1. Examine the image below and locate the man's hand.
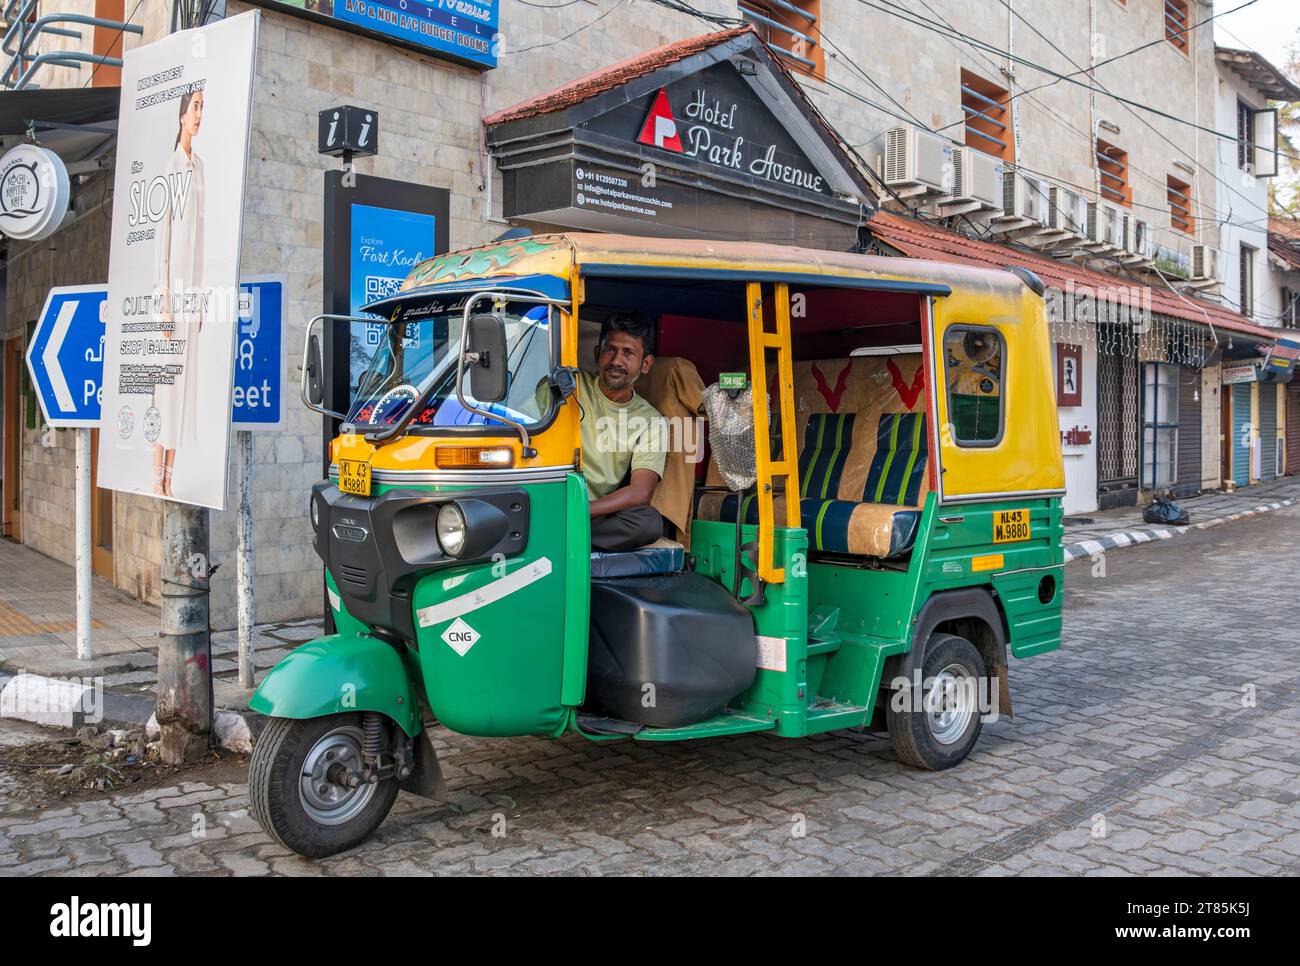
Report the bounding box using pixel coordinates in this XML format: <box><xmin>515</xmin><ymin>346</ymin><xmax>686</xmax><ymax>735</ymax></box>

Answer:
<box><xmin>590</xmin><ymin>468</ymin><xmax>658</xmax><ymax>518</ymax></box>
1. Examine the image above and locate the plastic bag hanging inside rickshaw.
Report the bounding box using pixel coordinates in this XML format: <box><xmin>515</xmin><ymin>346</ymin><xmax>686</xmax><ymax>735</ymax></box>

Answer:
<box><xmin>701</xmin><ymin>383</ymin><xmax>760</xmax><ymax>491</ymax></box>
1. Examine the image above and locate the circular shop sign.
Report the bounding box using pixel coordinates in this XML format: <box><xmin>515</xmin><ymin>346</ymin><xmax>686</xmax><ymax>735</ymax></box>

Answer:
<box><xmin>0</xmin><ymin>144</ymin><xmax>71</xmax><ymax>242</ymax></box>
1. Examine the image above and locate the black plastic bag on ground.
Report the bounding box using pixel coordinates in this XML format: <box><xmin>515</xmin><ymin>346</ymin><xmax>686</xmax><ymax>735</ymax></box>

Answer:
<box><xmin>1142</xmin><ymin>493</ymin><xmax>1190</xmax><ymax>526</ymax></box>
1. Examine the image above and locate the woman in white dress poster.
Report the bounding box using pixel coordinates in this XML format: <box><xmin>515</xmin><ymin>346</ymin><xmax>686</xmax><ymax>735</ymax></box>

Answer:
<box><xmin>151</xmin><ymin>88</ymin><xmax>206</xmax><ymax>496</ymax></box>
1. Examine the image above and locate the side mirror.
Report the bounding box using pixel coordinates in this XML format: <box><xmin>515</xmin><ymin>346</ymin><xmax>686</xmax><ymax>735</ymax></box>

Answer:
<box><xmin>305</xmin><ymin>330</ymin><xmax>325</xmax><ymax>407</ymax></box>
<box><xmin>466</xmin><ymin>313</ymin><xmax>508</xmax><ymax>403</ymax></box>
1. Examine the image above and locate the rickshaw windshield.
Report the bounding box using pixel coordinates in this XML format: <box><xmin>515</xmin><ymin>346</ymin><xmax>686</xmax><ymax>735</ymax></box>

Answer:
<box><xmin>345</xmin><ymin>298</ymin><xmax>553</xmax><ymax>431</ymax></box>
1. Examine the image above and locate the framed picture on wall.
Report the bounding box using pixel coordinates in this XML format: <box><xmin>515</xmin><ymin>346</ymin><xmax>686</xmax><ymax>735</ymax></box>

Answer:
<box><xmin>1057</xmin><ymin>343</ymin><xmax>1083</xmax><ymax>407</ymax></box>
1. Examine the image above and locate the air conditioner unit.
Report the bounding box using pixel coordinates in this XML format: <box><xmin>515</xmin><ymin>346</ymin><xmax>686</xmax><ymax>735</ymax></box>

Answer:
<box><xmin>1046</xmin><ymin>186</ymin><xmax>1087</xmax><ymax>238</ymax></box>
<box><xmin>1189</xmin><ymin>243</ymin><xmax>1219</xmax><ymax>285</ymax></box>
<box><xmin>1122</xmin><ymin>218</ymin><xmax>1154</xmax><ymax>267</ymax></box>
<box><xmin>883</xmin><ymin>125</ymin><xmax>955</xmax><ymax>197</ymax></box>
<box><xmin>992</xmin><ymin>170</ymin><xmax>1050</xmax><ymax>232</ymax></box>
<box><xmin>1084</xmin><ymin>201</ymin><xmax>1125</xmax><ymax>252</ymax></box>
<box><xmin>936</xmin><ymin>146</ymin><xmax>1003</xmax><ymax>212</ymax></box>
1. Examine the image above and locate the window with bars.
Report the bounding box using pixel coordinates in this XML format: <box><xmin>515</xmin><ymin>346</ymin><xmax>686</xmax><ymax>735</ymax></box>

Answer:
<box><xmin>738</xmin><ymin>1</ymin><xmax>824</xmax><ymax>79</ymax></box>
<box><xmin>1167</xmin><ymin>173</ymin><xmax>1193</xmax><ymax>234</ymax></box>
<box><xmin>1097</xmin><ymin>138</ymin><xmax>1131</xmax><ymax>207</ymax></box>
<box><xmin>1240</xmin><ymin>243</ymin><xmax>1256</xmax><ymax>318</ymax></box>
<box><xmin>1165</xmin><ymin>0</ymin><xmax>1189</xmax><ymax>53</ymax></box>
<box><xmin>960</xmin><ymin>70</ymin><xmax>1014</xmax><ymax>162</ymax></box>
<box><xmin>1238</xmin><ymin>99</ymin><xmax>1255</xmax><ymax>170</ymax></box>
<box><xmin>1235</xmin><ymin>98</ymin><xmax>1281</xmax><ymax>177</ymax></box>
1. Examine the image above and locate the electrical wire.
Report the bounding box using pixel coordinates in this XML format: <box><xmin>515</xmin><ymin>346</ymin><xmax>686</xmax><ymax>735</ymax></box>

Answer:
<box><xmin>855</xmin><ymin>0</ymin><xmax>1300</xmax><ymax>166</ymax></box>
<box><xmin>509</xmin><ymin>0</ymin><xmax>630</xmax><ymax>53</ymax></box>
<box><xmin>80</xmin><ymin>0</ymin><xmax>145</xmax><ymax>88</ymax></box>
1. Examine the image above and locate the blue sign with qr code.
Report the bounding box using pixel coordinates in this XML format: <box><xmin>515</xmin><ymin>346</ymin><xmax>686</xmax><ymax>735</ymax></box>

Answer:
<box><xmin>348</xmin><ymin>202</ymin><xmax>437</xmax><ymax>395</ymax></box>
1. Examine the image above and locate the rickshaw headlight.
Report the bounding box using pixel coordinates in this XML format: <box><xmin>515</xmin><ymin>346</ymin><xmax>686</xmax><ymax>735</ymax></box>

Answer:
<box><xmin>436</xmin><ymin>503</ymin><xmax>467</xmax><ymax>557</ymax></box>
<box><xmin>310</xmin><ymin>495</ymin><xmax>319</xmax><ymax>532</ymax></box>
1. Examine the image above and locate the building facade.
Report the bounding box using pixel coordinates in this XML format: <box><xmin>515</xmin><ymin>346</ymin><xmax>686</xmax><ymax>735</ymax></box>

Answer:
<box><xmin>1</xmin><ymin>0</ymin><xmax>1296</xmax><ymax>627</ymax></box>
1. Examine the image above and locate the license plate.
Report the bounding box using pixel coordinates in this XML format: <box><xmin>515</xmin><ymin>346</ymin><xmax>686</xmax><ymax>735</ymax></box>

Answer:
<box><xmin>993</xmin><ymin>509</ymin><xmax>1030</xmax><ymax>543</ymax></box>
<box><xmin>338</xmin><ymin>459</ymin><xmax>372</xmax><ymax>496</ymax></box>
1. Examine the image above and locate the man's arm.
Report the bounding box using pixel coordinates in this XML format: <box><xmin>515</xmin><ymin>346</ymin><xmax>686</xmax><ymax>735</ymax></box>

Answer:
<box><xmin>589</xmin><ymin>468</ymin><xmax>658</xmax><ymax>518</ymax></box>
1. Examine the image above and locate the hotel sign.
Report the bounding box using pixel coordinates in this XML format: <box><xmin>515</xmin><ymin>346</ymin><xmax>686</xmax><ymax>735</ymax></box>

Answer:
<box><xmin>250</xmin><ymin>0</ymin><xmax>498</xmax><ymax>69</ymax></box>
<box><xmin>488</xmin><ymin>31</ymin><xmax>872</xmax><ymax>250</ymax></box>
<box><xmin>594</xmin><ymin>63</ymin><xmax>834</xmax><ymax>199</ymax></box>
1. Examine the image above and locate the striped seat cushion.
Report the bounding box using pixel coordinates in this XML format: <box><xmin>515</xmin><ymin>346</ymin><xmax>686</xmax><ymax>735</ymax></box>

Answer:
<box><xmin>694</xmin><ymin>407</ymin><xmax>927</xmax><ymax>560</ymax></box>
<box><xmin>803</xmin><ymin>500</ymin><xmax>922</xmax><ymax>558</ymax></box>
<box><xmin>862</xmin><ymin>411</ymin><xmax>928</xmax><ymax>506</ymax></box>
<box><xmin>799</xmin><ymin>413</ymin><xmax>856</xmax><ymax>502</ymax></box>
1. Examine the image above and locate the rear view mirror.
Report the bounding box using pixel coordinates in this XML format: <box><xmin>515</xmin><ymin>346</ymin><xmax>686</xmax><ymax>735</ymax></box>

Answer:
<box><xmin>466</xmin><ymin>313</ymin><xmax>508</xmax><ymax>403</ymax></box>
<box><xmin>305</xmin><ymin>330</ymin><xmax>325</xmax><ymax>407</ymax></box>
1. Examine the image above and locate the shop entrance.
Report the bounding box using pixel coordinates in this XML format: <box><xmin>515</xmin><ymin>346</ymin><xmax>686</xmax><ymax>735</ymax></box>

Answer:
<box><xmin>90</xmin><ymin>429</ymin><xmax>113</xmax><ymax>581</ymax></box>
<box><xmin>2</xmin><ymin>336</ymin><xmax>21</xmax><ymax>541</ymax></box>
<box><xmin>1288</xmin><ymin>381</ymin><xmax>1300</xmax><ymax>476</ymax></box>
<box><xmin>1231</xmin><ymin>383</ymin><xmax>1253</xmax><ymax>486</ymax></box>
<box><xmin>1259</xmin><ymin>383</ymin><xmax>1278</xmax><ymax>482</ymax></box>
<box><xmin>1097</xmin><ymin>344</ymin><xmax>1138</xmax><ymax>507</ymax></box>
<box><xmin>1174</xmin><ymin>366</ymin><xmax>1202</xmax><ymax>497</ymax></box>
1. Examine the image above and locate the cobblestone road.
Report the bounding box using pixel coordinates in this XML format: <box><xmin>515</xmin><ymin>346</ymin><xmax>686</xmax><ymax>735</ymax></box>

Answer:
<box><xmin>3</xmin><ymin>507</ymin><xmax>1299</xmax><ymax>876</ymax></box>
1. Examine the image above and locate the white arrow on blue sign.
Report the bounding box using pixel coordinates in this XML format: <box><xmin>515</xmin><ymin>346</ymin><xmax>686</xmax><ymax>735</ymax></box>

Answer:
<box><xmin>25</xmin><ymin>277</ymin><xmax>286</xmax><ymax>431</ymax></box>
<box><xmin>25</xmin><ymin>285</ymin><xmax>107</xmax><ymax>428</ymax></box>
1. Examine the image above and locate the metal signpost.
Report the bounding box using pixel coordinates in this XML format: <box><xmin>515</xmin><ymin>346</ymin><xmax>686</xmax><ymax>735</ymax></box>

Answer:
<box><xmin>23</xmin><ymin>279</ymin><xmax>284</xmax><ymax>686</ymax></box>
<box><xmin>231</xmin><ymin>275</ymin><xmax>286</xmax><ymax>688</ymax></box>
<box><xmin>24</xmin><ymin>285</ymin><xmax>109</xmax><ymax>661</ymax></box>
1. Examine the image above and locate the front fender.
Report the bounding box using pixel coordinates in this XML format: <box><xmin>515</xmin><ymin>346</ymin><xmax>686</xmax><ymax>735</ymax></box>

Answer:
<box><xmin>248</xmin><ymin>633</ymin><xmax>422</xmax><ymax>736</ymax></box>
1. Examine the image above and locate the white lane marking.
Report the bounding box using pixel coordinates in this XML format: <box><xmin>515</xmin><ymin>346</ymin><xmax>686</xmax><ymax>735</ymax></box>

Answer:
<box><xmin>417</xmin><ymin>556</ymin><xmax>553</xmax><ymax>629</ymax></box>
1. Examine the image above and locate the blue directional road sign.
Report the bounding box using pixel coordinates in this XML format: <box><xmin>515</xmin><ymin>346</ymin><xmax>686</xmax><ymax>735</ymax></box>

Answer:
<box><xmin>24</xmin><ymin>278</ymin><xmax>285</xmax><ymax>432</ymax></box>
<box><xmin>25</xmin><ymin>285</ymin><xmax>107</xmax><ymax>427</ymax></box>
<box><xmin>232</xmin><ymin>275</ymin><xmax>286</xmax><ymax>431</ymax></box>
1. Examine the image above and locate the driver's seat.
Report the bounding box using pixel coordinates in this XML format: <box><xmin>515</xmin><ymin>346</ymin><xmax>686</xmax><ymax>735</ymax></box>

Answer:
<box><xmin>589</xmin><ymin>538</ymin><xmax>685</xmax><ymax>579</ymax></box>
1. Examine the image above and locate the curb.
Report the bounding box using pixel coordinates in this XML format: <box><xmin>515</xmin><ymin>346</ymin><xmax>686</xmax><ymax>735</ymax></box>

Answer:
<box><xmin>1063</xmin><ymin>497</ymin><xmax>1296</xmax><ymax>563</ymax></box>
<box><xmin>0</xmin><ymin>671</ymin><xmax>261</xmax><ymax>752</ymax></box>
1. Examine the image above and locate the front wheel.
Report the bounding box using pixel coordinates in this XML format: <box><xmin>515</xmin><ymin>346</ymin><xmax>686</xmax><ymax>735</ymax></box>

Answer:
<box><xmin>250</xmin><ymin>713</ymin><xmax>399</xmax><ymax>858</ymax></box>
<box><xmin>886</xmin><ymin>633</ymin><xmax>986</xmax><ymax>771</ymax></box>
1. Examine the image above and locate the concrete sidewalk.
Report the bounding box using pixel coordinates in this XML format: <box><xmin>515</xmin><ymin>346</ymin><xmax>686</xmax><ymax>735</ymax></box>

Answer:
<box><xmin>0</xmin><ymin>536</ymin><xmax>323</xmax><ymax>722</ymax></box>
<box><xmin>1061</xmin><ymin>475</ymin><xmax>1300</xmax><ymax>562</ymax></box>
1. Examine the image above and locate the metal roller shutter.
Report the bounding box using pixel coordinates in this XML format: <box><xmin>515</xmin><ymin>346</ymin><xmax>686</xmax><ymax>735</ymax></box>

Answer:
<box><xmin>1173</xmin><ymin>367</ymin><xmax>1201</xmax><ymax>497</ymax></box>
<box><xmin>1259</xmin><ymin>383</ymin><xmax>1278</xmax><ymax>481</ymax></box>
<box><xmin>1288</xmin><ymin>383</ymin><xmax>1300</xmax><ymax>477</ymax></box>
<box><xmin>1232</xmin><ymin>383</ymin><xmax>1252</xmax><ymax>486</ymax></box>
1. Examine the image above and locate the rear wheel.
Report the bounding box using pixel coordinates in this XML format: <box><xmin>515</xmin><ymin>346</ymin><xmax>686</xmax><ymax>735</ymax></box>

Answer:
<box><xmin>250</xmin><ymin>713</ymin><xmax>399</xmax><ymax>858</ymax></box>
<box><xmin>886</xmin><ymin>633</ymin><xmax>986</xmax><ymax>770</ymax></box>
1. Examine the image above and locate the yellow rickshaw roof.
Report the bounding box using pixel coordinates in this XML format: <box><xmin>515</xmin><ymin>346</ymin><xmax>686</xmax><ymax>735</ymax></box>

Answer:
<box><xmin>399</xmin><ymin>232</ymin><xmax>1034</xmax><ymax>300</ymax></box>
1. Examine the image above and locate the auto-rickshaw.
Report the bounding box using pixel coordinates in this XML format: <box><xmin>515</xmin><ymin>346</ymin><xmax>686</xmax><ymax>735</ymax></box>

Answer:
<box><xmin>248</xmin><ymin>233</ymin><xmax>1065</xmax><ymax>857</ymax></box>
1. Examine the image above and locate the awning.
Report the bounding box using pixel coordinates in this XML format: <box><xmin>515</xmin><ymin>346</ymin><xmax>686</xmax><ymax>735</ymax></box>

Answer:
<box><xmin>0</xmin><ymin>88</ymin><xmax>119</xmax><ymax>136</ymax></box>
<box><xmin>868</xmin><ymin>210</ymin><xmax>1278</xmax><ymax>342</ymax></box>
<box><xmin>0</xmin><ymin>88</ymin><xmax>119</xmax><ymax>170</ymax></box>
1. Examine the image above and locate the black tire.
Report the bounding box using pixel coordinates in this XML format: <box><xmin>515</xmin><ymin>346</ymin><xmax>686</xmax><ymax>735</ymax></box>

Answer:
<box><xmin>249</xmin><ymin>713</ymin><xmax>399</xmax><ymax>859</ymax></box>
<box><xmin>886</xmin><ymin>633</ymin><xmax>986</xmax><ymax>771</ymax></box>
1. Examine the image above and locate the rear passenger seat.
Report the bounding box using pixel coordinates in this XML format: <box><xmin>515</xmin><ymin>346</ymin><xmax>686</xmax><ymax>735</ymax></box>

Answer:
<box><xmin>696</xmin><ymin>354</ymin><xmax>931</xmax><ymax>559</ymax></box>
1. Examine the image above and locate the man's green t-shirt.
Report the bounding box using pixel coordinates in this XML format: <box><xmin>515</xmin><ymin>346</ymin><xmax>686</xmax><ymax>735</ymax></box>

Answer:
<box><xmin>576</xmin><ymin>368</ymin><xmax>666</xmax><ymax>500</ymax></box>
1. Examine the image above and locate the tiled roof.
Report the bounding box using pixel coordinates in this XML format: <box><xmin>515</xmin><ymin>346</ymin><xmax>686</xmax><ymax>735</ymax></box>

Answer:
<box><xmin>1269</xmin><ymin>234</ymin><xmax>1300</xmax><ymax>273</ymax></box>
<box><xmin>484</xmin><ymin>27</ymin><xmax>754</xmax><ymax>126</ymax></box>
<box><xmin>869</xmin><ymin>210</ymin><xmax>1279</xmax><ymax>340</ymax></box>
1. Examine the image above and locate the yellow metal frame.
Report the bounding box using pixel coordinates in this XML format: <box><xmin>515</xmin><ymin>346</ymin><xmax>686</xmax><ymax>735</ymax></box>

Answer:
<box><xmin>745</xmin><ymin>282</ymin><xmax>801</xmax><ymax>583</ymax></box>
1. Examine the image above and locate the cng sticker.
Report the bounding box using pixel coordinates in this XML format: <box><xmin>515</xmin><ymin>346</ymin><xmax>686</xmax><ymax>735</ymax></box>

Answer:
<box><xmin>971</xmin><ymin>553</ymin><xmax>1004</xmax><ymax>572</ymax></box>
<box><xmin>993</xmin><ymin>508</ymin><xmax>1031</xmax><ymax>543</ymax></box>
<box><xmin>441</xmin><ymin>617</ymin><xmax>481</xmax><ymax>657</ymax></box>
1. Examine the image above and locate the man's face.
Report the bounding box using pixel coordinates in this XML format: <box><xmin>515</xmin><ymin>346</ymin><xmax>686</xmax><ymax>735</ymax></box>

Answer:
<box><xmin>596</xmin><ymin>330</ymin><xmax>652</xmax><ymax>393</ymax></box>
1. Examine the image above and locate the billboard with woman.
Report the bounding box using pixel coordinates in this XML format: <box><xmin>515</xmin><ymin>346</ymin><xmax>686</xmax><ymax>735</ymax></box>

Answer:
<box><xmin>97</xmin><ymin>12</ymin><xmax>259</xmax><ymax>510</ymax></box>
